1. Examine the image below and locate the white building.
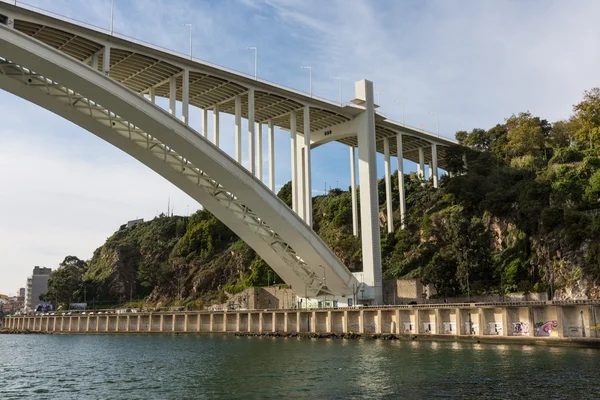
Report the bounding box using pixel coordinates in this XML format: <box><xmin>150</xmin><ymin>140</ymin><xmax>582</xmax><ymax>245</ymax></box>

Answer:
<box><xmin>25</xmin><ymin>266</ymin><xmax>52</xmax><ymax>311</ymax></box>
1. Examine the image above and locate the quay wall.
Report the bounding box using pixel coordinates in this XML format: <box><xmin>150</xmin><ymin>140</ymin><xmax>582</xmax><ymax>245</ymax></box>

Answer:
<box><xmin>6</xmin><ymin>301</ymin><xmax>600</xmax><ymax>342</ymax></box>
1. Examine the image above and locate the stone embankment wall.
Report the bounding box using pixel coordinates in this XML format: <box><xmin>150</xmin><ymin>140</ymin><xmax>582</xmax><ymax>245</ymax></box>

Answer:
<box><xmin>6</xmin><ymin>301</ymin><xmax>600</xmax><ymax>343</ymax></box>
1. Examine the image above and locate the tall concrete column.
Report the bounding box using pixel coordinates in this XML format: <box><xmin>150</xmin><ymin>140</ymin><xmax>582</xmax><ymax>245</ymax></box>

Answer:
<box><xmin>160</xmin><ymin>315</ymin><xmax>164</xmax><ymax>332</ymax></box>
<box><xmin>355</xmin><ymin>80</ymin><xmax>383</xmax><ymax>304</ymax></box>
<box><xmin>290</xmin><ymin>111</ymin><xmax>298</xmax><ymax>213</ymax></box>
<box><xmin>268</xmin><ymin>119</ymin><xmax>275</xmax><ymax>191</ymax></box>
<box><xmin>431</xmin><ymin>143</ymin><xmax>439</xmax><ymax>188</ymax></box>
<box><xmin>202</xmin><ymin>108</ymin><xmax>208</xmax><ymax>138</ymax></box>
<box><xmin>418</xmin><ymin>147</ymin><xmax>425</xmax><ymax>180</ymax></box>
<box><xmin>149</xmin><ymin>87</ymin><xmax>156</xmax><ymax>104</ymax></box>
<box><xmin>296</xmin><ymin>130</ymin><xmax>306</xmax><ymax>220</ymax></box>
<box><xmin>148</xmin><ymin>314</ymin><xmax>152</xmax><ymax>332</ymax></box>
<box><xmin>236</xmin><ymin>313</ymin><xmax>241</xmax><ymax>333</ymax></box>
<box><xmin>184</xmin><ymin>314</ymin><xmax>189</xmax><ymax>332</ymax></box>
<box><xmin>234</xmin><ymin>94</ymin><xmax>242</xmax><ymax>163</ymax></box>
<box><xmin>284</xmin><ymin>312</ymin><xmax>289</xmax><ymax>333</ymax></box>
<box><xmin>272</xmin><ymin>313</ymin><xmax>276</xmax><ymax>333</ymax></box>
<box><xmin>115</xmin><ymin>315</ymin><xmax>119</xmax><ymax>332</ymax></box>
<box><xmin>102</xmin><ymin>45</ymin><xmax>110</xmax><ymax>76</ymax></box>
<box><xmin>259</xmin><ymin>313</ymin><xmax>263</xmax><ymax>333</ymax></box>
<box><xmin>396</xmin><ymin>134</ymin><xmax>406</xmax><ymax>229</ymax></box>
<box><xmin>213</xmin><ymin>105</ymin><xmax>220</xmax><ymax>147</ymax></box>
<box><xmin>182</xmin><ymin>69</ymin><xmax>189</xmax><ymax>125</ymax></box>
<box><xmin>95</xmin><ymin>316</ymin><xmax>99</xmax><ymax>332</ymax></box>
<box><xmin>383</xmin><ymin>137</ymin><xmax>393</xmax><ymax>233</ymax></box>
<box><xmin>377</xmin><ymin>310</ymin><xmax>383</xmax><ymax>334</ymax></box>
<box><xmin>350</xmin><ymin>147</ymin><xmax>358</xmax><ymax>236</ymax></box>
<box><xmin>126</xmin><ymin>315</ymin><xmax>131</xmax><ymax>332</ymax></box>
<box><xmin>303</xmin><ymin>105</ymin><xmax>312</xmax><ymax>226</ymax></box>
<box><xmin>248</xmin><ymin>88</ymin><xmax>256</xmax><ymax>176</ymax></box>
<box><xmin>169</xmin><ymin>76</ymin><xmax>177</xmax><ymax>116</ymax></box>
<box><xmin>172</xmin><ymin>314</ymin><xmax>176</xmax><ymax>332</ymax></box>
<box><xmin>137</xmin><ymin>315</ymin><xmax>141</xmax><ymax>332</ymax></box>
<box><xmin>257</xmin><ymin>123</ymin><xmax>263</xmax><ymax>181</ymax></box>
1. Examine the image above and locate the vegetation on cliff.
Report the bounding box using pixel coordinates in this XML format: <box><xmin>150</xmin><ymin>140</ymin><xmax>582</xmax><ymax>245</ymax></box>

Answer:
<box><xmin>44</xmin><ymin>88</ymin><xmax>600</xmax><ymax>307</ymax></box>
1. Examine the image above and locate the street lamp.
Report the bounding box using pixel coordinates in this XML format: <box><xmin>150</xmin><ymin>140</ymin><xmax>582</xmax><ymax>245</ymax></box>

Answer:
<box><xmin>110</xmin><ymin>0</ymin><xmax>115</xmax><ymax>35</ymax></box>
<box><xmin>247</xmin><ymin>46</ymin><xmax>257</xmax><ymax>80</ymax></box>
<box><xmin>429</xmin><ymin>111</ymin><xmax>439</xmax><ymax>137</ymax></box>
<box><xmin>394</xmin><ymin>99</ymin><xmax>405</xmax><ymax>125</ymax></box>
<box><xmin>300</xmin><ymin>66</ymin><xmax>312</xmax><ymax>97</ymax></box>
<box><xmin>182</xmin><ymin>24</ymin><xmax>193</xmax><ymax>60</ymax></box>
<box><xmin>331</xmin><ymin>76</ymin><xmax>342</xmax><ymax>106</ymax></box>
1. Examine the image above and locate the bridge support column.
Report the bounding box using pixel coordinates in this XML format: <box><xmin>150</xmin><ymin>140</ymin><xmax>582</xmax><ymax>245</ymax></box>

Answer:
<box><xmin>396</xmin><ymin>134</ymin><xmax>406</xmax><ymax>229</ymax></box>
<box><xmin>91</xmin><ymin>53</ymin><xmax>98</xmax><ymax>71</ymax></box>
<box><xmin>202</xmin><ymin>108</ymin><xmax>208</xmax><ymax>138</ymax></box>
<box><xmin>354</xmin><ymin>79</ymin><xmax>383</xmax><ymax>304</ymax></box>
<box><xmin>350</xmin><ymin>146</ymin><xmax>358</xmax><ymax>236</ymax></box>
<box><xmin>169</xmin><ymin>76</ymin><xmax>176</xmax><ymax>116</ymax></box>
<box><xmin>268</xmin><ymin>119</ymin><xmax>275</xmax><ymax>191</ymax></box>
<box><xmin>418</xmin><ymin>147</ymin><xmax>425</xmax><ymax>181</ymax></box>
<box><xmin>149</xmin><ymin>86</ymin><xmax>155</xmax><ymax>104</ymax></box>
<box><xmin>257</xmin><ymin>123</ymin><xmax>263</xmax><ymax>181</ymax></box>
<box><xmin>290</xmin><ymin>111</ymin><xmax>298</xmax><ymax>213</ymax></box>
<box><xmin>234</xmin><ymin>94</ymin><xmax>242</xmax><ymax>163</ymax></box>
<box><xmin>296</xmin><ymin>128</ymin><xmax>305</xmax><ymax>220</ymax></box>
<box><xmin>383</xmin><ymin>137</ymin><xmax>393</xmax><ymax>233</ymax></box>
<box><xmin>248</xmin><ymin>88</ymin><xmax>256</xmax><ymax>176</ymax></box>
<box><xmin>213</xmin><ymin>104</ymin><xmax>220</xmax><ymax>147</ymax></box>
<box><xmin>303</xmin><ymin>105</ymin><xmax>312</xmax><ymax>226</ymax></box>
<box><xmin>431</xmin><ymin>143</ymin><xmax>439</xmax><ymax>188</ymax></box>
<box><xmin>102</xmin><ymin>45</ymin><xmax>110</xmax><ymax>76</ymax></box>
<box><xmin>182</xmin><ymin>69</ymin><xmax>189</xmax><ymax>125</ymax></box>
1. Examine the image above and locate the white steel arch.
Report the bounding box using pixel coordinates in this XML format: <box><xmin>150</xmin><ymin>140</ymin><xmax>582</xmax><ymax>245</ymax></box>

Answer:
<box><xmin>0</xmin><ymin>24</ymin><xmax>358</xmax><ymax>298</ymax></box>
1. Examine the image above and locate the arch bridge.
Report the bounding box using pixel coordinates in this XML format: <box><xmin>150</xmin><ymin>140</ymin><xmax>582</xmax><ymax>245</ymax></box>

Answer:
<box><xmin>0</xmin><ymin>3</ymin><xmax>457</xmax><ymax>305</ymax></box>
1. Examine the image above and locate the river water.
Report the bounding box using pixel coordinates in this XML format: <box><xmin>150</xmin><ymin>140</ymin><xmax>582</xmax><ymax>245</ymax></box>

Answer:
<box><xmin>0</xmin><ymin>334</ymin><xmax>598</xmax><ymax>399</ymax></box>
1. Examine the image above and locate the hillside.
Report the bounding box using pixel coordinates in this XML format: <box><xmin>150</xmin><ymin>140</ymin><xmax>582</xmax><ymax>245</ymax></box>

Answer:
<box><xmin>43</xmin><ymin>88</ymin><xmax>600</xmax><ymax>307</ymax></box>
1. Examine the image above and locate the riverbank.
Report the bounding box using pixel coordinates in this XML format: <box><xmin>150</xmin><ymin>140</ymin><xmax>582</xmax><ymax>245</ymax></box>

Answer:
<box><xmin>0</xmin><ymin>328</ymin><xmax>50</xmax><ymax>335</ymax></box>
<box><xmin>234</xmin><ymin>331</ymin><xmax>600</xmax><ymax>348</ymax></box>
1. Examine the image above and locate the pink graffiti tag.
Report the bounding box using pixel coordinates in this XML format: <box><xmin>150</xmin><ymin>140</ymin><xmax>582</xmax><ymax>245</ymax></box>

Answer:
<box><xmin>537</xmin><ymin>320</ymin><xmax>558</xmax><ymax>337</ymax></box>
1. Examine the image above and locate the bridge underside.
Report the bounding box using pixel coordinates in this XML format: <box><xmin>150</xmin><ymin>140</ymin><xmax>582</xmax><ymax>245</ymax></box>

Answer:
<box><xmin>0</xmin><ymin>25</ymin><xmax>358</xmax><ymax>299</ymax></box>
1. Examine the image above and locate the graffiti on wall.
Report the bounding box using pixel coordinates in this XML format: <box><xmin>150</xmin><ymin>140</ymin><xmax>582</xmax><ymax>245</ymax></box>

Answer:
<box><xmin>536</xmin><ymin>320</ymin><xmax>558</xmax><ymax>337</ymax></box>
<box><xmin>512</xmin><ymin>322</ymin><xmax>529</xmax><ymax>335</ymax></box>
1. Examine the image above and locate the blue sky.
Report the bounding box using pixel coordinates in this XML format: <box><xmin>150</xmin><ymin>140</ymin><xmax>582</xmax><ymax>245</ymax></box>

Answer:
<box><xmin>1</xmin><ymin>0</ymin><xmax>599</xmax><ymax>295</ymax></box>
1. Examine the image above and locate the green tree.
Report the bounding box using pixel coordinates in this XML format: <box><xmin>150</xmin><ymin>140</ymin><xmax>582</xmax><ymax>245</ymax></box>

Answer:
<box><xmin>42</xmin><ymin>256</ymin><xmax>87</xmax><ymax>305</ymax></box>
<box><xmin>573</xmin><ymin>88</ymin><xmax>600</xmax><ymax>148</ymax></box>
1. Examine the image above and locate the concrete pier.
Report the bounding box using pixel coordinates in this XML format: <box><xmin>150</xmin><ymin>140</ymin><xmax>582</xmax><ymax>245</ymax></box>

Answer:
<box><xmin>6</xmin><ymin>301</ymin><xmax>600</xmax><ymax>344</ymax></box>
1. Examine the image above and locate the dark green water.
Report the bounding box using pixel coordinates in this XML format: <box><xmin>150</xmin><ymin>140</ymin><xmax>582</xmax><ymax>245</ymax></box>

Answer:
<box><xmin>1</xmin><ymin>334</ymin><xmax>599</xmax><ymax>399</ymax></box>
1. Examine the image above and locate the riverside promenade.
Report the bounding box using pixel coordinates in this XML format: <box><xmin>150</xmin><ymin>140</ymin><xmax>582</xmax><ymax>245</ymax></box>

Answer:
<box><xmin>6</xmin><ymin>300</ymin><xmax>600</xmax><ymax>345</ymax></box>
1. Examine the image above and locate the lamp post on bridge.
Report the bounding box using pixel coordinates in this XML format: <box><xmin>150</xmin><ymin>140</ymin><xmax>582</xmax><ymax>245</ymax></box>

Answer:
<box><xmin>110</xmin><ymin>0</ymin><xmax>115</xmax><ymax>35</ymax></box>
<box><xmin>247</xmin><ymin>47</ymin><xmax>257</xmax><ymax>80</ymax></box>
<box><xmin>182</xmin><ymin>24</ymin><xmax>193</xmax><ymax>60</ymax></box>
<box><xmin>300</xmin><ymin>66</ymin><xmax>312</xmax><ymax>97</ymax></box>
